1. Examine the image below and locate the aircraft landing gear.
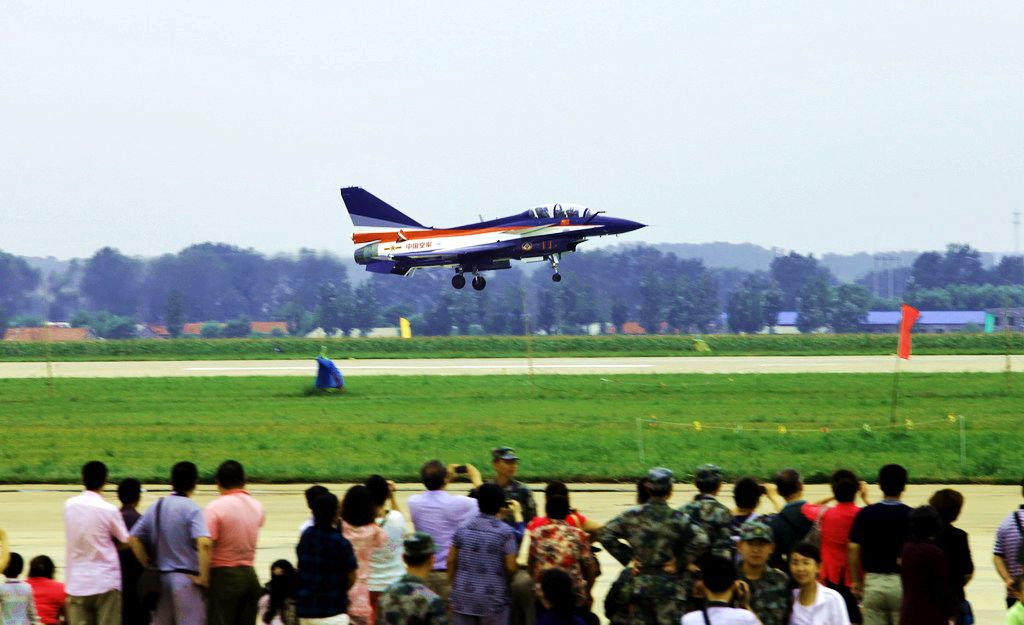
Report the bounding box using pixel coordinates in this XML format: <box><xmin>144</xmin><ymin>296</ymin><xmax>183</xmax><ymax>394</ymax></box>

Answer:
<box><xmin>547</xmin><ymin>255</ymin><xmax>561</xmax><ymax>283</ymax></box>
<box><xmin>452</xmin><ymin>273</ymin><xmax>466</xmax><ymax>289</ymax></box>
<box><xmin>472</xmin><ymin>276</ymin><xmax>486</xmax><ymax>290</ymax></box>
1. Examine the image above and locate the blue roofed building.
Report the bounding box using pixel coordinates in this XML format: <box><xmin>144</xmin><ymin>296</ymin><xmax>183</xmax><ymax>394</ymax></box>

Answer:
<box><xmin>723</xmin><ymin>310</ymin><xmax>995</xmax><ymax>334</ymax></box>
<box><xmin>860</xmin><ymin>310</ymin><xmax>988</xmax><ymax>334</ymax></box>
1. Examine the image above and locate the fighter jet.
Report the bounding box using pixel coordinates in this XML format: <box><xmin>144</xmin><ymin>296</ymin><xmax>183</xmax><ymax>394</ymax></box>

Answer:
<box><xmin>341</xmin><ymin>187</ymin><xmax>645</xmax><ymax>290</ymax></box>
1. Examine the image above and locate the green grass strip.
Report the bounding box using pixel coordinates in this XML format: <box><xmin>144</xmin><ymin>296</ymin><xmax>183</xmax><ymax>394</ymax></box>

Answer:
<box><xmin>0</xmin><ymin>373</ymin><xmax>1020</xmax><ymax>483</ymax></box>
<box><xmin>1</xmin><ymin>333</ymin><xmax>1023</xmax><ymax>362</ymax></box>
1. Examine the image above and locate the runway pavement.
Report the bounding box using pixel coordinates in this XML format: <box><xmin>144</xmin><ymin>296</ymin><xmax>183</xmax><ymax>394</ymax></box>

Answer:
<box><xmin>0</xmin><ymin>482</ymin><xmax>1012</xmax><ymax>624</ymax></box>
<box><xmin>0</xmin><ymin>354</ymin><xmax>1021</xmax><ymax>378</ymax></box>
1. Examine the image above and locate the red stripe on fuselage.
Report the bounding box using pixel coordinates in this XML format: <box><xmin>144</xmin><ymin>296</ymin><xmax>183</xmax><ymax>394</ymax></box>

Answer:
<box><xmin>352</xmin><ymin>225</ymin><xmax>535</xmax><ymax>245</ymax></box>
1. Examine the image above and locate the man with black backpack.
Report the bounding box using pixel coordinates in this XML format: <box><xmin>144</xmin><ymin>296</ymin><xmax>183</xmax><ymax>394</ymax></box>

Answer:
<box><xmin>994</xmin><ymin>477</ymin><xmax>1024</xmax><ymax>608</ymax></box>
<box><xmin>766</xmin><ymin>468</ymin><xmax>812</xmax><ymax>571</ymax></box>
<box><xmin>129</xmin><ymin>462</ymin><xmax>212</xmax><ymax>625</ymax></box>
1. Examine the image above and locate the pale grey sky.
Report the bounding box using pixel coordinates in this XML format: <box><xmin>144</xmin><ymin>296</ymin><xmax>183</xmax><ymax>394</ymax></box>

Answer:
<box><xmin>2</xmin><ymin>1</ymin><xmax>1022</xmax><ymax>259</ymax></box>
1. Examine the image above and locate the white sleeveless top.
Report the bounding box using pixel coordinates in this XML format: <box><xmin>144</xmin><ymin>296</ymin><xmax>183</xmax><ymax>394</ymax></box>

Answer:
<box><xmin>368</xmin><ymin>509</ymin><xmax>406</xmax><ymax>591</ymax></box>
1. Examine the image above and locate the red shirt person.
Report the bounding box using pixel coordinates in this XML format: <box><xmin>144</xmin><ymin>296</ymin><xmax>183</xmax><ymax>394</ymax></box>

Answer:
<box><xmin>25</xmin><ymin>556</ymin><xmax>65</xmax><ymax>625</ymax></box>
<box><xmin>528</xmin><ymin>495</ymin><xmax>596</xmax><ymax>609</ymax></box>
<box><xmin>799</xmin><ymin>470</ymin><xmax>870</xmax><ymax>588</ymax></box>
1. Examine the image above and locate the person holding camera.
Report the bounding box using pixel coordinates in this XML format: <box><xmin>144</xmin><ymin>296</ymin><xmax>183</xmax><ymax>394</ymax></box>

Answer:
<box><xmin>407</xmin><ymin>460</ymin><xmax>484</xmax><ymax>603</ymax></box>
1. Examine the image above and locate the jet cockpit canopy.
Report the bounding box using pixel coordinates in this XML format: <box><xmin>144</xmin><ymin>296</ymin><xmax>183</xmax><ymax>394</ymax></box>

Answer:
<box><xmin>529</xmin><ymin>203</ymin><xmax>589</xmax><ymax>219</ymax></box>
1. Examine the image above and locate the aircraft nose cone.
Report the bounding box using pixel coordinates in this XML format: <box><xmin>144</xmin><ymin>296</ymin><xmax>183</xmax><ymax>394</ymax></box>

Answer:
<box><xmin>607</xmin><ymin>217</ymin><xmax>645</xmax><ymax>233</ymax></box>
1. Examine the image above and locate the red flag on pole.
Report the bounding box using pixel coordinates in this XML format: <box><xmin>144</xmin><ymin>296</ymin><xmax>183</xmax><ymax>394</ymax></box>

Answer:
<box><xmin>897</xmin><ymin>304</ymin><xmax>921</xmax><ymax>359</ymax></box>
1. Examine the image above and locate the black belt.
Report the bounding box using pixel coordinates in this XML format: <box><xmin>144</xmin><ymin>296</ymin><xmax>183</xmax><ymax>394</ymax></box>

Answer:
<box><xmin>161</xmin><ymin>569</ymin><xmax>200</xmax><ymax>576</ymax></box>
<box><xmin>635</xmin><ymin>565</ymin><xmax>676</xmax><ymax>575</ymax></box>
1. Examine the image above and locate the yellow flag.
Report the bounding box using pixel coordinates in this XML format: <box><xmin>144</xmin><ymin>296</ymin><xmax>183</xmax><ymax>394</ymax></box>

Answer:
<box><xmin>399</xmin><ymin>317</ymin><xmax>412</xmax><ymax>339</ymax></box>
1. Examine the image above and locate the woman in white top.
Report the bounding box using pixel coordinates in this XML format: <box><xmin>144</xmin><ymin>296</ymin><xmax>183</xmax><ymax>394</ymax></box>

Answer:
<box><xmin>681</xmin><ymin>555</ymin><xmax>762</xmax><ymax>625</ymax></box>
<box><xmin>789</xmin><ymin>543</ymin><xmax>851</xmax><ymax>625</ymax></box>
<box><xmin>365</xmin><ymin>475</ymin><xmax>407</xmax><ymax>613</ymax></box>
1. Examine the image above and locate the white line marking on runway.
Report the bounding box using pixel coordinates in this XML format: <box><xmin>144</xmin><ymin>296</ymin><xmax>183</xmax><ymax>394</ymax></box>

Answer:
<box><xmin>185</xmin><ymin>363</ymin><xmax>656</xmax><ymax>372</ymax></box>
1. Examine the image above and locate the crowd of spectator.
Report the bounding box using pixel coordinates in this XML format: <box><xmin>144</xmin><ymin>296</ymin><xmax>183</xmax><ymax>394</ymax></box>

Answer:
<box><xmin>3</xmin><ymin>449</ymin><xmax>1024</xmax><ymax>625</ymax></box>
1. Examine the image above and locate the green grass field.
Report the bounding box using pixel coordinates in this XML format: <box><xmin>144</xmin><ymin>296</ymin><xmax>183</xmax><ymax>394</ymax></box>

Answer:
<box><xmin>1</xmin><ymin>333</ymin><xmax>1022</xmax><ymax>362</ymax></box>
<box><xmin>1</xmin><ymin>373</ymin><xmax>1020</xmax><ymax>484</ymax></box>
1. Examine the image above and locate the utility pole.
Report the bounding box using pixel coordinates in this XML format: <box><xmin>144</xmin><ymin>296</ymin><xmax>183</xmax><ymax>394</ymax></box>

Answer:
<box><xmin>873</xmin><ymin>254</ymin><xmax>902</xmax><ymax>299</ymax></box>
<box><xmin>1014</xmin><ymin>209</ymin><xmax>1021</xmax><ymax>255</ymax></box>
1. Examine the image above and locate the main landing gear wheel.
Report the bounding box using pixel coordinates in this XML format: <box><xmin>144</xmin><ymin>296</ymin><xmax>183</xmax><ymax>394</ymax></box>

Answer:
<box><xmin>546</xmin><ymin>254</ymin><xmax>561</xmax><ymax>283</ymax></box>
<box><xmin>472</xmin><ymin>276</ymin><xmax>487</xmax><ymax>290</ymax></box>
<box><xmin>452</xmin><ymin>274</ymin><xmax>466</xmax><ymax>289</ymax></box>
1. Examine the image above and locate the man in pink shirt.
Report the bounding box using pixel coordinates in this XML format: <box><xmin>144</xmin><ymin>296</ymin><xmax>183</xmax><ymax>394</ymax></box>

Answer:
<box><xmin>205</xmin><ymin>460</ymin><xmax>265</xmax><ymax>625</ymax></box>
<box><xmin>64</xmin><ymin>461</ymin><xmax>130</xmax><ymax>625</ymax></box>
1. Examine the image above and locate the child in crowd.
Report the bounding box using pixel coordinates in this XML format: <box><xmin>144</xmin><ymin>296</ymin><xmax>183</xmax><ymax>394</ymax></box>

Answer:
<box><xmin>900</xmin><ymin>506</ymin><xmax>957</xmax><ymax>625</ymax></box>
<box><xmin>681</xmin><ymin>555</ymin><xmax>759</xmax><ymax>625</ymax></box>
<box><xmin>1</xmin><ymin>553</ymin><xmax>41</xmax><ymax>625</ymax></box>
<box><xmin>789</xmin><ymin>543</ymin><xmax>850</xmax><ymax>625</ymax></box>
<box><xmin>342</xmin><ymin>485</ymin><xmax>386</xmax><ymax>625</ymax></box>
<box><xmin>258</xmin><ymin>559</ymin><xmax>297</xmax><ymax>625</ymax></box>
<box><xmin>24</xmin><ymin>556</ymin><xmax>64</xmax><ymax>625</ymax></box>
<box><xmin>537</xmin><ymin>568</ymin><xmax>586</xmax><ymax>625</ymax></box>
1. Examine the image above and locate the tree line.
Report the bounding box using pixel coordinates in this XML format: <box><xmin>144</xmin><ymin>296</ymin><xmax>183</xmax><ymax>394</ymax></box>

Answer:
<box><xmin>0</xmin><ymin>242</ymin><xmax>1022</xmax><ymax>337</ymax></box>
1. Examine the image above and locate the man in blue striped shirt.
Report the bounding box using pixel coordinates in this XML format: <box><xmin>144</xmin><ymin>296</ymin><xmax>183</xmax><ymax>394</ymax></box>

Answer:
<box><xmin>994</xmin><ymin>478</ymin><xmax>1024</xmax><ymax>608</ymax></box>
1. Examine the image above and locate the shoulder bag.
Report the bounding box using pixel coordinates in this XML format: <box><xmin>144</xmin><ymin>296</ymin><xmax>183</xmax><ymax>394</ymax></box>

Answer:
<box><xmin>138</xmin><ymin>497</ymin><xmax>164</xmax><ymax>612</ymax></box>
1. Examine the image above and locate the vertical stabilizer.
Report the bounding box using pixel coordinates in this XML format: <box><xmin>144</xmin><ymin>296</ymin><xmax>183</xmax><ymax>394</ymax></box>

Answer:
<box><xmin>340</xmin><ymin>187</ymin><xmax>427</xmax><ymax>230</ymax></box>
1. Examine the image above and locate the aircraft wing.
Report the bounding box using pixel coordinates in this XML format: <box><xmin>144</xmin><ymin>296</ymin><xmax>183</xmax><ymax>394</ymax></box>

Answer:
<box><xmin>505</xmin><ymin>224</ymin><xmax>552</xmax><ymax>236</ymax></box>
<box><xmin>504</xmin><ymin>223</ymin><xmax>602</xmax><ymax>237</ymax></box>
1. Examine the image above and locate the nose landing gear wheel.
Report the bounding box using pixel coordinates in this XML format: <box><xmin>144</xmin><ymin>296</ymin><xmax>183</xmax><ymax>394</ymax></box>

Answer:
<box><xmin>552</xmin><ymin>273</ymin><xmax>562</xmax><ymax>282</ymax></box>
<box><xmin>452</xmin><ymin>274</ymin><xmax>466</xmax><ymax>289</ymax></box>
<box><xmin>472</xmin><ymin>276</ymin><xmax>486</xmax><ymax>290</ymax></box>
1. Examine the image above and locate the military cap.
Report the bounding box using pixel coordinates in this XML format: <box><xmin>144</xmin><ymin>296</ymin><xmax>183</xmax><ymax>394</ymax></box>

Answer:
<box><xmin>403</xmin><ymin>532</ymin><xmax>436</xmax><ymax>558</ymax></box>
<box><xmin>739</xmin><ymin>519</ymin><xmax>775</xmax><ymax>543</ymax></box>
<box><xmin>646</xmin><ymin>467</ymin><xmax>674</xmax><ymax>488</ymax></box>
<box><xmin>492</xmin><ymin>446</ymin><xmax>519</xmax><ymax>461</ymax></box>
<box><xmin>696</xmin><ymin>463</ymin><xmax>723</xmax><ymax>481</ymax></box>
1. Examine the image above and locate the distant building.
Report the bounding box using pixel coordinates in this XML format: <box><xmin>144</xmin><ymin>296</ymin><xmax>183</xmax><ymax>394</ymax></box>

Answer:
<box><xmin>765</xmin><ymin>309</ymin><xmax>827</xmax><ymax>334</ymax></box>
<box><xmin>181</xmin><ymin>322</ymin><xmax>208</xmax><ymax>336</ymax></box>
<box><xmin>181</xmin><ymin>321</ymin><xmax>290</xmax><ymax>337</ymax></box>
<box><xmin>860</xmin><ymin>310</ymin><xmax>988</xmax><ymax>334</ymax></box>
<box><xmin>986</xmin><ymin>307</ymin><xmax>1024</xmax><ymax>333</ymax></box>
<box><xmin>354</xmin><ymin>327</ymin><xmax>400</xmax><ymax>338</ymax></box>
<box><xmin>250</xmin><ymin>321</ymin><xmax>288</xmax><ymax>335</ymax></box>
<box><xmin>720</xmin><ymin>310</ymin><xmax>992</xmax><ymax>334</ymax></box>
<box><xmin>3</xmin><ymin>327</ymin><xmax>94</xmax><ymax>341</ymax></box>
<box><xmin>137</xmin><ymin>324</ymin><xmax>170</xmax><ymax>339</ymax></box>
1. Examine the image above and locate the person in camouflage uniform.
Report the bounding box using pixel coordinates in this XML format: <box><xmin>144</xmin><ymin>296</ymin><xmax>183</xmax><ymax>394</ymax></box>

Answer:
<box><xmin>485</xmin><ymin>446</ymin><xmax>536</xmax><ymax>625</ymax></box>
<box><xmin>377</xmin><ymin>533</ymin><xmax>449</xmax><ymax>625</ymax></box>
<box><xmin>735</xmin><ymin>519</ymin><xmax>791</xmax><ymax>625</ymax></box>
<box><xmin>679</xmin><ymin>463</ymin><xmax>734</xmax><ymax>560</ymax></box>
<box><xmin>604</xmin><ymin>479</ymin><xmax>652</xmax><ymax>625</ymax></box>
<box><xmin>598</xmin><ymin>467</ymin><xmax>709</xmax><ymax>625</ymax></box>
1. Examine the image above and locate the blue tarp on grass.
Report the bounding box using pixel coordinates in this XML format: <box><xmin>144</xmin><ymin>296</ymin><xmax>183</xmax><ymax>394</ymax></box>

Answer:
<box><xmin>315</xmin><ymin>356</ymin><xmax>344</xmax><ymax>390</ymax></box>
